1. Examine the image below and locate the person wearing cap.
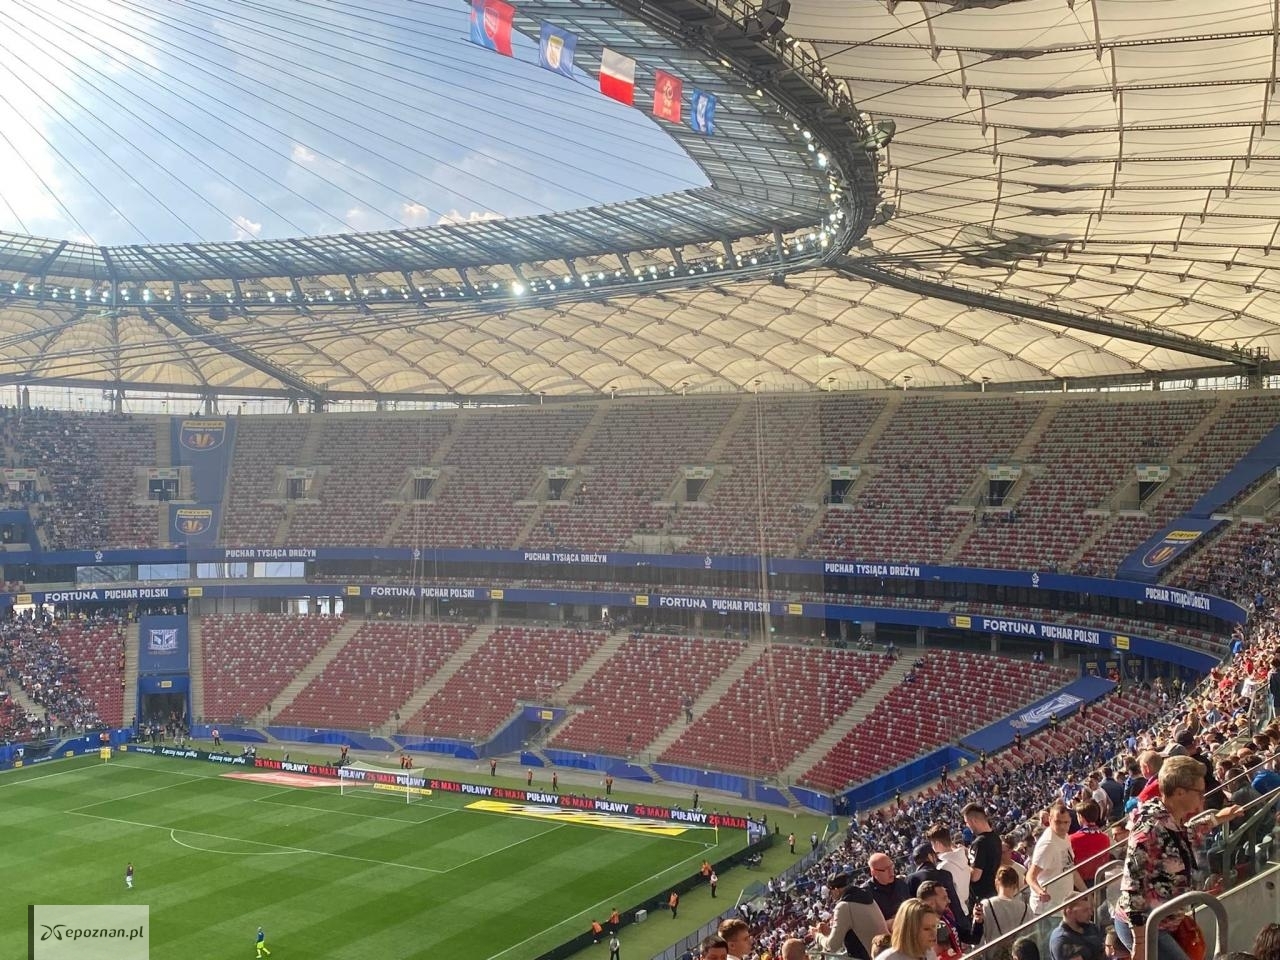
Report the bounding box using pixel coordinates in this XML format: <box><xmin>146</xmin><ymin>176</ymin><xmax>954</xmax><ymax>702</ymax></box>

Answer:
<box><xmin>811</xmin><ymin>870</ymin><xmax>888</xmax><ymax>960</ymax></box>
<box><xmin>907</xmin><ymin>841</ymin><xmax>968</xmax><ymax>940</ymax></box>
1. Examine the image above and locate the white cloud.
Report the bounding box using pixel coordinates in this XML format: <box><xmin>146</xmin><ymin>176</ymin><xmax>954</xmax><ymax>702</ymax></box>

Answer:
<box><xmin>436</xmin><ymin>209</ymin><xmax>503</xmax><ymax>226</ymax></box>
<box><xmin>291</xmin><ymin>144</ymin><xmax>317</xmax><ymax>164</ymax></box>
<box><xmin>401</xmin><ymin>202</ymin><xmax>430</xmax><ymax>225</ymax></box>
<box><xmin>232</xmin><ymin>215</ymin><xmax>262</xmax><ymax>240</ymax></box>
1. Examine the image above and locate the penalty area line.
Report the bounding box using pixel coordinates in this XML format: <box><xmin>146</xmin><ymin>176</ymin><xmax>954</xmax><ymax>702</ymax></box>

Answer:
<box><xmin>252</xmin><ymin>791</ymin><xmax>459</xmax><ymax>827</ymax></box>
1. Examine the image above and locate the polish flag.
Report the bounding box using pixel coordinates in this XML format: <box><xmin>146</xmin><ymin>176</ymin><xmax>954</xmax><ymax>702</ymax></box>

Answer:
<box><xmin>599</xmin><ymin>48</ymin><xmax>636</xmax><ymax>105</ymax></box>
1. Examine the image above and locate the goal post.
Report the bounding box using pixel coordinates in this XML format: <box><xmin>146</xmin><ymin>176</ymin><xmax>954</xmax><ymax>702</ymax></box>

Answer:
<box><xmin>338</xmin><ymin>779</ymin><xmax>430</xmax><ymax>803</ymax></box>
<box><xmin>338</xmin><ymin>761</ymin><xmax>432</xmax><ymax>804</ymax></box>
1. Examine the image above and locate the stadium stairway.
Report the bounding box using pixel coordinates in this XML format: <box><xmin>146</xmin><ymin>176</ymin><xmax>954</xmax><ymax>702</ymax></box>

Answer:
<box><xmin>122</xmin><ymin>621</ymin><xmax>139</xmax><ymax>724</ymax></box>
<box><xmin>153</xmin><ymin>417</ymin><xmax>170</xmax><ymax>468</ymax></box>
<box><xmin>1064</xmin><ymin>393</ymin><xmax>1237</xmax><ymax>572</ymax></box>
<box><xmin>552</xmin><ymin>630</ymin><xmax>630</xmax><ymax>704</ymax></box>
<box><xmin>563</xmin><ymin>401</ymin><xmax>611</xmax><ymax>464</ymax></box>
<box><xmin>253</xmin><ymin>618</ymin><xmax>362</xmax><ymax>725</ymax></box>
<box><xmin>388</xmin><ymin>622</ymin><xmax>502</xmax><ymax>732</ymax></box>
<box><xmin>273</xmin><ymin>417</ymin><xmax>327</xmax><ymax>544</ymax></box>
<box><xmin>940</xmin><ymin>399</ymin><xmax>1059</xmax><ymax>562</ymax></box>
<box><xmin>642</xmin><ymin>641</ymin><xmax>766</xmax><ymax>761</ymax></box>
<box><xmin>849</xmin><ymin>390</ymin><xmax>903</xmax><ymax>461</ymax></box>
<box><xmin>1008</xmin><ymin>398</ymin><xmax>1062</xmax><ymax>462</ymax></box>
<box><xmin>188</xmin><ymin>617</ymin><xmax>205</xmax><ymax>722</ymax></box>
<box><xmin>380</xmin><ymin>411</ymin><xmax>467</xmax><ymax>547</ymax></box>
<box><xmin>704</xmin><ymin>396</ymin><xmax>753</xmax><ymax>463</ymax></box>
<box><xmin>4</xmin><ymin>680</ymin><xmax>43</xmax><ymax>721</ymax></box>
<box><xmin>778</xmin><ymin>655</ymin><xmax>919</xmax><ymax>785</ymax></box>
<box><xmin>513</xmin><ymin>403</ymin><xmax>612</xmax><ymax>548</ymax></box>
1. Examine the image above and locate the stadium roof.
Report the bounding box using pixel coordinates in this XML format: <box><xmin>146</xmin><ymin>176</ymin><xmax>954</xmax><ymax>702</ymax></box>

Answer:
<box><xmin>1</xmin><ymin>0</ymin><xmax>1279</xmax><ymax>400</ymax></box>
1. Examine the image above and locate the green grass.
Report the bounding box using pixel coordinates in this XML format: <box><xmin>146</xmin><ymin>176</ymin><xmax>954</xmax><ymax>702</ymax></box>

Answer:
<box><xmin>0</xmin><ymin>752</ymin><xmax>756</xmax><ymax>960</ymax></box>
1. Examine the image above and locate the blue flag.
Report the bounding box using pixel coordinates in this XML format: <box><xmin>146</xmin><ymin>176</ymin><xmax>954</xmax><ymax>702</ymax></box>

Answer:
<box><xmin>538</xmin><ymin>23</ymin><xmax>576</xmax><ymax>78</ymax></box>
<box><xmin>689</xmin><ymin>89</ymin><xmax>717</xmax><ymax>135</ymax></box>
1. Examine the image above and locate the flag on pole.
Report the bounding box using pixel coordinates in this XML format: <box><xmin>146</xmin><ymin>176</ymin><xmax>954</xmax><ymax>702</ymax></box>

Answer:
<box><xmin>689</xmin><ymin>89</ymin><xmax>718</xmax><ymax>135</ymax></box>
<box><xmin>599</xmin><ymin>48</ymin><xmax>636</xmax><ymax>105</ymax></box>
<box><xmin>469</xmin><ymin>0</ymin><xmax>515</xmax><ymax>57</ymax></box>
<box><xmin>652</xmin><ymin>70</ymin><xmax>682</xmax><ymax>123</ymax></box>
<box><xmin>538</xmin><ymin>23</ymin><xmax>576</xmax><ymax>78</ymax></box>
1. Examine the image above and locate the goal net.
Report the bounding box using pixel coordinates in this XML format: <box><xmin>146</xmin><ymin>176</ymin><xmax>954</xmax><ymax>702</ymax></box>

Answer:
<box><xmin>338</xmin><ymin>761</ymin><xmax>432</xmax><ymax>804</ymax></box>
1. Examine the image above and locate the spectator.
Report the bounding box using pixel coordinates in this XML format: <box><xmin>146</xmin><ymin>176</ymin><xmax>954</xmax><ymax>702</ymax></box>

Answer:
<box><xmin>1049</xmin><ymin>897</ymin><xmax>1106</xmax><ymax>960</ymax></box>
<box><xmin>1113</xmin><ymin>756</ymin><xmax>1242</xmax><ymax>960</ymax></box>
<box><xmin>973</xmin><ymin>866</ymin><xmax>1031</xmax><ymax>946</ymax></box>
<box><xmin>1255</xmin><ymin>924</ymin><xmax>1280</xmax><ymax>960</ymax></box>
<box><xmin>866</xmin><ymin>852</ymin><xmax>913</xmax><ymax>925</ymax></box>
<box><xmin>1029</xmin><ymin>801</ymin><xmax>1084</xmax><ymax>915</ymax></box>
<box><xmin>812</xmin><ymin>871</ymin><xmax>887</xmax><ymax>960</ymax></box>
<box><xmin>874</xmin><ymin>898</ymin><xmax>937</xmax><ymax>960</ymax></box>
<box><xmin>1069</xmin><ymin>800</ymin><xmax>1113</xmax><ymax>886</ymax></box>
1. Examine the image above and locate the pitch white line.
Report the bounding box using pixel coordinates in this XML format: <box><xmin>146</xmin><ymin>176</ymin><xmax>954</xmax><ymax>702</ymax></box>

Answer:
<box><xmin>68</xmin><ymin>772</ymin><xmax>209</xmax><ymax>813</ymax></box>
<box><xmin>66</xmin><ymin>810</ymin><xmax>449</xmax><ymax>874</ymax></box>
<box><xmin>0</xmin><ymin>758</ymin><xmax>121</xmax><ymax>788</ymax></box>
<box><xmin>446</xmin><ymin>823</ymin><xmax>567</xmax><ymax>873</ymax></box>
<box><xmin>253</xmin><ymin>792</ymin><xmax>458</xmax><ymax>826</ymax></box>
<box><xmin>485</xmin><ymin>844</ymin><xmax>715</xmax><ymax>960</ymax></box>
<box><xmin>169</xmin><ymin>828</ymin><xmax>298</xmax><ymax>856</ymax></box>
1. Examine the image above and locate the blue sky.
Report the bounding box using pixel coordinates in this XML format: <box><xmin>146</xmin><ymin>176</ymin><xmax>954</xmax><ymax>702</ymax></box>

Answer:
<box><xmin>0</xmin><ymin>0</ymin><xmax>706</xmax><ymax>245</ymax></box>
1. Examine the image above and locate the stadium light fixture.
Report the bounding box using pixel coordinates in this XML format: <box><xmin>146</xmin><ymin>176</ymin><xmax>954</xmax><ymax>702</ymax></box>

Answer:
<box><xmin>859</xmin><ymin>119</ymin><xmax>896</xmax><ymax>151</ymax></box>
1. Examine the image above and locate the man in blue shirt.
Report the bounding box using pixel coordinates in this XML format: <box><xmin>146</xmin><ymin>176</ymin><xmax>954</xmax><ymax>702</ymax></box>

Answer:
<box><xmin>1049</xmin><ymin>898</ymin><xmax>1105</xmax><ymax>960</ymax></box>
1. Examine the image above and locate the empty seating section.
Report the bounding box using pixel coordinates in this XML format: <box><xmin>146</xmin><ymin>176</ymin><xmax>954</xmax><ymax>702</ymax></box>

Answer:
<box><xmin>274</xmin><ymin>621</ymin><xmax>472</xmax><ymax>729</ymax></box>
<box><xmin>1079</xmin><ymin>395</ymin><xmax>1280</xmax><ymax>575</ymax></box>
<box><xmin>15</xmin><ymin>412</ymin><xmax>158</xmax><ymax>549</ymax></box>
<box><xmin>811</xmin><ymin>397</ymin><xmax>1044</xmax><ymax>563</ymax></box>
<box><xmin>548</xmin><ymin>634</ymin><xmax>746</xmax><ymax>755</ymax></box>
<box><xmin>404</xmin><ymin>626</ymin><xmax>606</xmax><ymax>739</ymax></box>
<box><xmin>52</xmin><ymin>620</ymin><xmax>127</xmax><ymax>727</ymax></box>
<box><xmin>288</xmin><ymin>417</ymin><xmax>453</xmax><ymax>546</ymax></box>
<box><xmin>2</xmin><ymin>394</ymin><xmax>1271</xmax><ymax>570</ymax></box>
<box><xmin>525</xmin><ymin>398</ymin><xmax>734</xmax><ymax>551</ymax></box>
<box><xmin>392</xmin><ymin>407</ymin><xmax>596</xmax><ymax>549</ymax></box>
<box><xmin>798</xmin><ymin>651</ymin><xmax>1071</xmax><ymax>791</ymax></box>
<box><xmin>668</xmin><ymin>397</ymin><xmax>830</xmax><ymax>555</ymax></box>
<box><xmin>658</xmin><ymin>647</ymin><xmax>894</xmax><ymax>775</ymax></box>
<box><xmin>86</xmin><ymin>418</ymin><xmax>160</xmax><ymax>547</ymax></box>
<box><xmin>815</xmin><ymin>393</ymin><xmax>886</xmax><ymax>464</ymax></box>
<box><xmin>957</xmin><ymin>398</ymin><xmax>1215</xmax><ymax>570</ymax></box>
<box><xmin>200</xmin><ymin>614</ymin><xmax>347</xmax><ymax>721</ymax></box>
<box><xmin>221</xmin><ymin>418</ymin><xmax>310</xmax><ymax>545</ymax></box>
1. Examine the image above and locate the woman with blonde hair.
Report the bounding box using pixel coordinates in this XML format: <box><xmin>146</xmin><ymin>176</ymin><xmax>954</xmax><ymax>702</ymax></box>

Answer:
<box><xmin>874</xmin><ymin>898</ymin><xmax>939</xmax><ymax>960</ymax></box>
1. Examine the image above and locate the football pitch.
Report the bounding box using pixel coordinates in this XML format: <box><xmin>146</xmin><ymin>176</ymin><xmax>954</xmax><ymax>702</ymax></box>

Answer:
<box><xmin>1</xmin><ymin>752</ymin><xmax>746</xmax><ymax>959</ymax></box>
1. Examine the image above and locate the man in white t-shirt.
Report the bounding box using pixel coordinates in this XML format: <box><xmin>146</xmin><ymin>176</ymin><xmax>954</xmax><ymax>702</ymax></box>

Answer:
<box><xmin>1028</xmin><ymin>800</ymin><xmax>1084</xmax><ymax>915</ymax></box>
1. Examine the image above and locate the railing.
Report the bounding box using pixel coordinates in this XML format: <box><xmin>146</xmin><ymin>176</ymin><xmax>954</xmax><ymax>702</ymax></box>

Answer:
<box><xmin>1144</xmin><ymin>891</ymin><xmax>1229</xmax><ymax>960</ymax></box>
<box><xmin>647</xmin><ymin>830</ymin><xmax>842</xmax><ymax>960</ymax></box>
